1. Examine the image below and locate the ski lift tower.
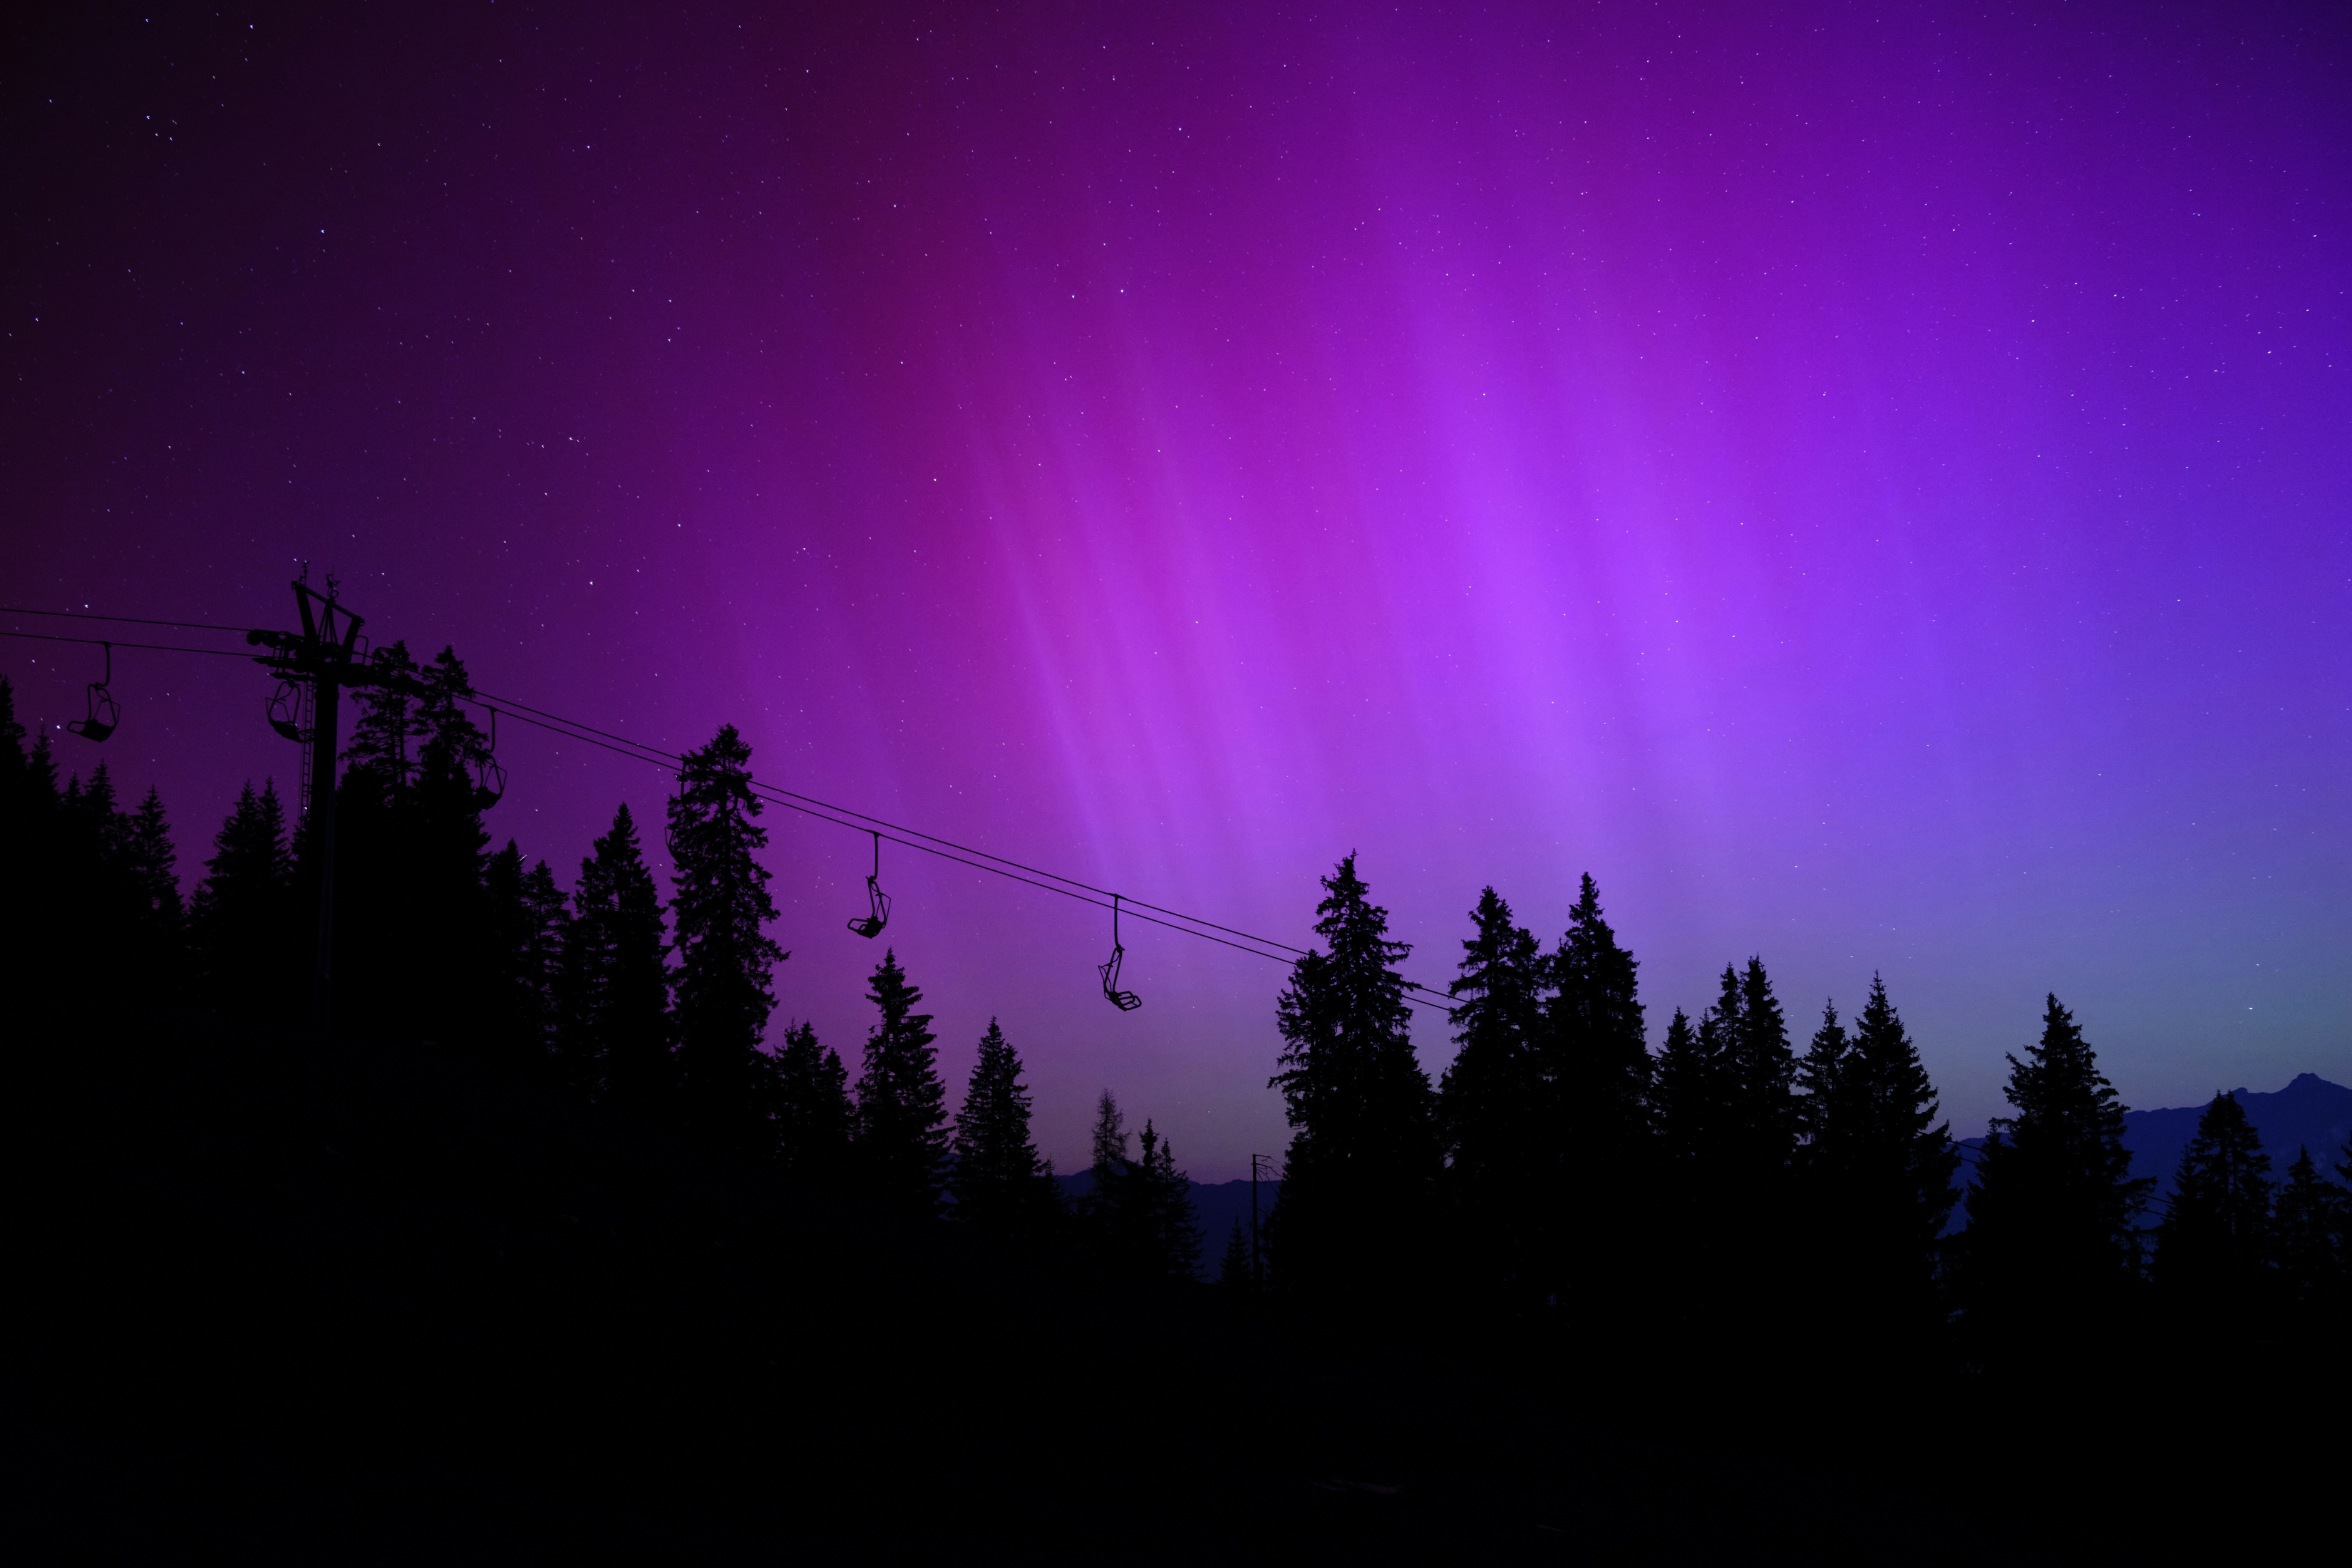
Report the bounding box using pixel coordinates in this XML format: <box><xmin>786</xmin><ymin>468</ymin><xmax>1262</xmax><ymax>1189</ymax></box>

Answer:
<box><xmin>246</xmin><ymin>576</ymin><xmax>413</xmax><ymax>1045</ymax></box>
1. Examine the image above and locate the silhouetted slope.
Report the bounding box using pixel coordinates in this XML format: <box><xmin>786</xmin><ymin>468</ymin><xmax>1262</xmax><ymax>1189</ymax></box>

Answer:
<box><xmin>2</xmin><ymin>1011</ymin><xmax>2081</xmax><ymax>1562</ymax></box>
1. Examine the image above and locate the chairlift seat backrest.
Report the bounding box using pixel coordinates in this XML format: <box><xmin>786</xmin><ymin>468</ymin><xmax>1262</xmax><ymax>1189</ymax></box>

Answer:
<box><xmin>67</xmin><ymin>644</ymin><xmax>120</xmax><ymax>742</ymax></box>
<box><xmin>471</xmin><ymin>756</ymin><xmax>507</xmax><ymax>811</ymax></box>
<box><xmin>1098</xmin><ymin>894</ymin><xmax>1143</xmax><ymax>1009</ymax></box>
<box><xmin>846</xmin><ymin>834</ymin><xmax>891</xmax><ymax>937</ymax></box>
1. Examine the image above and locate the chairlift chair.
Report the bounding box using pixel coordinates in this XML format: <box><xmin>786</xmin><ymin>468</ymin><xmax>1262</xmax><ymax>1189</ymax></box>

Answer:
<box><xmin>847</xmin><ymin>831</ymin><xmax>891</xmax><ymax>938</ymax></box>
<box><xmin>267</xmin><ymin>680</ymin><xmax>310</xmax><ymax>744</ymax></box>
<box><xmin>1098</xmin><ymin>894</ymin><xmax>1143</xmax><ymax>1011</ymax></box>
<box><xmin>66</xmin><ymin>643</ymin><xmax>120</xmax><ymax>742</ymax></box>
<box><xmin>471</xmin><ymin>706</ymin><xmax>507</xmax><ymax>810</ymax></box>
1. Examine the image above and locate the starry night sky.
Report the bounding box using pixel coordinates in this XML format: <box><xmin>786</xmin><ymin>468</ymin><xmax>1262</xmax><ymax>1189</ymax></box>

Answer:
<box><xmin>6</xmin><ymin>1</ymin><xmax>2348</xmax><ymax>1177</ymax></box>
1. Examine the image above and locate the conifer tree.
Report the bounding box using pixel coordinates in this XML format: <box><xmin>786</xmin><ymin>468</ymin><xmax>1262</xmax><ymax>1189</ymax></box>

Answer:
<box><xmin>1440</xmin><ymin>885</ymin><xmax>1549</xmax><ymax>1306</ymax></box>
<box><xmin>668</xmin><ymin>725</ymin><xmax>785</xmax><ymax>1142</ymax></box>
<box><xmin>1810</xmin><ymin>977</ymin><xmax>1960</xmax><ymax>1337</ymax></box>
<box><xmin>411</xmin><ymin>705</ymin><xmax>495</xmax><ymax>1040</ymax></box>
<box><xmin>855</xmin><ymin>949</ymin><xmax>949</xmax><ymax>1219</ymax></box>
<box><xmin>2271</xmin><ymin>1147</ymin><xmax>2346</xmax><ymax>1315</ymax></box>
<box><xmin>765</xmin><ymin>1020</ymin><xmax>853</xmax><ymax>1187</ymax></box>
<box><xmin>482</xmin><ymin>842</ymin><xmax>565</xmax><ymax>1071</ymax></box>
<box><xmin>1083</xmin><ymin>1089</ymin><xmax>1138</xmax><ymax>1266</ymax></box>
<box><xmin>1649</xmin><ymin>1005</ymin><xmax>1720</xmax><ymax>1176</ymax></box>
<box><xmin>1542</xmin><ymin>875</ymin><xmax>1652</xmax><ymax>1325</ymax></box>
<box><xmin>334</xmin><ymin>641</ymin><xmax>495</xmax><ymax>1043</ymax></box>
<box><xmin>557</xmin><ymin>803</ymin><xmax>671</xmax><ymax>1106</ymax></box>
<box><xmin>0</xmin><ymin>676</ymin><xmax>36</xmax><ymax>1001</ymax></box>
<box><xmin>2156</xmin><ymin>1093</ymin><xmax>2274</xmax><ymax>1314</ymax></box>
<box><xmin>1728</xmin><ymin>957</ymin><xmax>1797</xmax><ymax>1176</ymax></box>
<box><xmin>53</xmin><ymin>763</ymin><xmax>156</xmax><ymax>1006</ymax></box>
<box><xmin>3</xmin><ymin>711</ymin><xmax>78</xmax><ymax>1014</ymax></box>
<box><xmin>26</xmin><ymin>728</ymin><xmax>59</xmax><ymax>803</ymax></box>
<box><xmin>344</xmin><ymin>640</ymin><xmax>425</xmax><ymax>798</ymax></box>
<box><xmin>125</xmin><ymin>786</ymin><xmax>182</xmax><ymax>927</ymax></box>
<box><xmin>187</xmin><ymin>781</ymin><xmax>294</xmax><ymax>1018</ymax></box>
<box><xmin>1219</xmin><ymin>1220</ymin><xmax>1252</xmax><ymax>1289</ymax></box>
<box><xmin>1133</xmin><ymin>1118</ymin><xmax>1205</xmax><ymax>1281</ymax></box>
<box><xmin>1267</xmin><ymin>854</ymin><xmax>1440</xmax><ymax>1298</ymax></box>
<box><xmin>61</xmin><ymin>761</ymin><xmax>125</xmax><ymax>867</ymax></box>
<box><xmin>0</xmin><ymin>674</ymin><xmax>24</xmax><ymax>802</ymax></box>
<box><xmin>950</xmin><ymin>1018</ymin><xmax>1061</xmax><ymax>1241</ymax></box>
<box><xmin>1796</xmin><ymin>1000</ymin><xmax>1851</xmax><ymax>1156</ymax></box>
<box><xmin>1959</xmin><ymin>994</ymin><xmax>2152</xmax><ymax>1355</ymax></box>
<box><xmin>120</xmin><ymin>784</ymin><xmax>184</xmax><ymax>997</ymax></box>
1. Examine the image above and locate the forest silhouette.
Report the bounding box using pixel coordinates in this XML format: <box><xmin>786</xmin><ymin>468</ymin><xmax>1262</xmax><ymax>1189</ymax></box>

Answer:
<box><xmin>4</xmin><ymin>661</ymin><xmax>2346</xmax><ymax>1559</ymax></box>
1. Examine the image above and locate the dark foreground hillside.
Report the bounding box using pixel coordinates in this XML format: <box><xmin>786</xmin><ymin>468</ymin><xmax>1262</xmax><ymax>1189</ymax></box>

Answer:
<box><xmin>0</xmin><ymin>1015</ymin><xmax>2271</xmax><ymax>1563</ymax></box>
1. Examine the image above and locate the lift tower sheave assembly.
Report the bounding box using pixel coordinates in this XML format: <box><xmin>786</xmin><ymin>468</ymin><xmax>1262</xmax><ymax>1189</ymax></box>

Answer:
<box><xmin>247</xmin><ymin>578</ymin><xmax>375</xmax><ymax>1045</ymax></box>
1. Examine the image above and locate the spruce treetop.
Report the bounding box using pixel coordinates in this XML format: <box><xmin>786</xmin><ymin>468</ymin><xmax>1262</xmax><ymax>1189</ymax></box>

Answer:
<box><xmin>856</xmin><ymin>948</ymin><xmax>949</xmax><ymax>1217</ymax></box>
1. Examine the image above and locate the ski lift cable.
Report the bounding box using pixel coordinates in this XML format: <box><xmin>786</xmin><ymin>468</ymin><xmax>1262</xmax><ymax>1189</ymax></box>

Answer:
<box><xmin>0</xmin><ymin>628</ymin><xmax>254</xmax><ymax>659</ymax></box>
<box><xmin>0</xmin><ymin>604</ymin><xmax>262</xmax><ymax>636</ymax></box>
<box><xmin>448</xmin><ymin>691</ymin><xmax>1458</xmax><ymax>1011</ymax></box>
<box><xmin>466</xmin><ymin>684</ymin><xmax>1319</xmax><ymax>959</ymax></box>
<box><xmin>465</xmin><ymin>702</ymin><xmax>1465</xmax><ymax>1009</ymax></box>
<box><xmin>465</xmin><ymin>686</ymin><xmax>1463</xmax><ymax>1011</ymax></box>
<box><xmin>0</xmin><ymin>612</ymin><xmax>1440</xmax><ymax>1013</ymax></box>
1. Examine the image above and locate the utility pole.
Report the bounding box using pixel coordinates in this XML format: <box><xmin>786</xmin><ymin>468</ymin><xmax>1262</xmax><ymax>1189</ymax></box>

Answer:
<box><xmin>248</xmin><ymin>577</ymin><xmax>370</xmax><ymax>1044</ymax></box>
<box><xmin>1251</xmin><ymin>1152</ymin><xmax>1279</xmax><ymax>1292</ymax></box>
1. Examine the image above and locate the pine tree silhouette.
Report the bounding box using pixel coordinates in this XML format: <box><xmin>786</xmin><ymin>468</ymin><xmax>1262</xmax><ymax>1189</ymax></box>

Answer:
<box><xmin>187</xmin><ymin>780</ymin><xmax>294</xmax><ymax>1021</ymax></box>
<box><xmin>328</xmin><ymin>641</ymin><xmax>500</xmax><ymax>1046</ymax></box>
<box><xmin>1081</xmin><ymin>1089</ymin><xmax>1136</xmax><ymax>1267</ymax></box>
<box><xmin>56</xmin><ymin>763</ymin><xmax>168</xmax><ymax>1008</ymax></box>
<box><xmin>124</xmin><ymin>785</ymin><xmax>183</xmax><ymax>963</ymax></box>
<box><xmin>1219</xmin><ymin>1219</ymin><xmax>1252</xmax><ymax>1288</ymax></box>
<box><xmin>343</xmin><ymin>639</ymin><xmax>424</xmax><ymax>795</ymax></box>
<box><xmin>2156</xmin><ymin>1092</ymin><xmax>2274</xmax><ymax>1320</ymax></box>
<box><xmin>765</xmin><ymin>1019</ymin><xmax>852</xmax><ymax>1187</ymax></box>
<box><xmin>2271</xmin><ymin>1147</ymin><xmax>2346</xmax><ymax>1316</ymax></box>
<box><xmin>1133</xmin><ymin>1118</ymin><xmax>1205</xmax><ymax>1281</ymax></box>
<box><xmin>482</xmin><ymin>841</ymin><xmax>565</xmax><ymax>1071</ymax></box>
<box><xmin>668</xmin><ymin>726</ymin><xmax>785</xmax><ymax>1144</ymax></box>
<box><xmin>949</xmin><ymin>1018</ymin><xmax>1062</xmax><ymax>1241</ymax></box>
<box><xmin>1804</xmin><ymin>976</ymin><xmax>1959</xmax><ymax>1346</ymax></box>
<box><xmin>0</xmin><ymin>675</ymin><xmax>25</xmax><ymax>801</ymax></box>
<box><xmin>1440</xmin><ymin>885</ymin><xmax>1549</xmax><ymax>1308</ymax></box>
<box><xmin>1796</xmin><ymin>999</ymin><xmax>1851</xmax><ymax>1157</ymax></box>
<box><xmin>854</xmin><ymin>949</ymin><xmax>949</xmax><ymax>1219</ymax></box>
<box><xmin>1</xmin><ymin>695</ymin><xmax>76</xmax><ymax>1014</ymax></box>
<box><xmin>1959</xmin><ymin>994</ymin><xmax>2152</xmax><ymax>1364</ymax></box>
<box><xmin>557</xmin><ymin>803</ymin><xmax>671</xmax><ymax>1107</ymax></box>
<box><xmin>1</xmin><ymin>684</ymin><xmax>40</xmax><ymax>999</ymax></box>
<box><xmin>1651</xmin><ymin>1004</ymin><xmax>1719</xmax><ymax>1180</ymax></box>
<box><xmin>1728</xmin><ymin>957</ymin><xmax>1796</xmax><ymax>1177</ymax></box>
<box><xmin>1267</xmin><ymin>854</ymin><xmax>1440</xmax><ymax>1300</ymax></box>
<box><xmin>1653</xmin><ymin>960</ymin><xmax>1797</xmax><ymax>1348</ymax></box>
<box><xmin>1543</xmin><ymin>875</ymin><xmax>1651</xmax><ymax>1327</ymax></box>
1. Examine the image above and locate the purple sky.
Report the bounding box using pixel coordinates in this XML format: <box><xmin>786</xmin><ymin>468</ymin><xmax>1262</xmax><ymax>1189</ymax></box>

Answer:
<box><xmin>8</xmin><ymin>3</ymin><xmax>2348</xmax><ymax>1178</ymax></box>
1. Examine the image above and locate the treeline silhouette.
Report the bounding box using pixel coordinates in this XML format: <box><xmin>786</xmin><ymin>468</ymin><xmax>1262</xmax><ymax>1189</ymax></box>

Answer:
<box><xmin>8</xmin><ymin>656</ymin><xmax>2350</xmax><ymax>1385</ymax></box>
<box><xmin>0</xmin><ymin>661</ymin><xmax>1205</xmax><ymax>1281</ymax></box>
<box><xmin>1268</xmin><ymin>857</ymin><xmax>2352</xmax><ymax>1383</ymax></box>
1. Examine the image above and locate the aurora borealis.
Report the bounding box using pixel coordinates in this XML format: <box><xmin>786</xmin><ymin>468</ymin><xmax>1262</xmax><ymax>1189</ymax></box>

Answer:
<box><xmin>6</xmin><ymin>2</ymin><xmax>2346</xmax><ymax>1175</ymax></box>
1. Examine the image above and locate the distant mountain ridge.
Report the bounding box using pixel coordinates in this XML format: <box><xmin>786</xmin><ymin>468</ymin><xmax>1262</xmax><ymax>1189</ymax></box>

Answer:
<box><xmin>2117</xmin><ymin>1072</ymin><xmax>2352</xmax><ymax>1196</ymax></box>
<box><xmin>1950</xmin><ymin>1073</ymin><xmax>2352</xmax><ymax>1228</ymax></box>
